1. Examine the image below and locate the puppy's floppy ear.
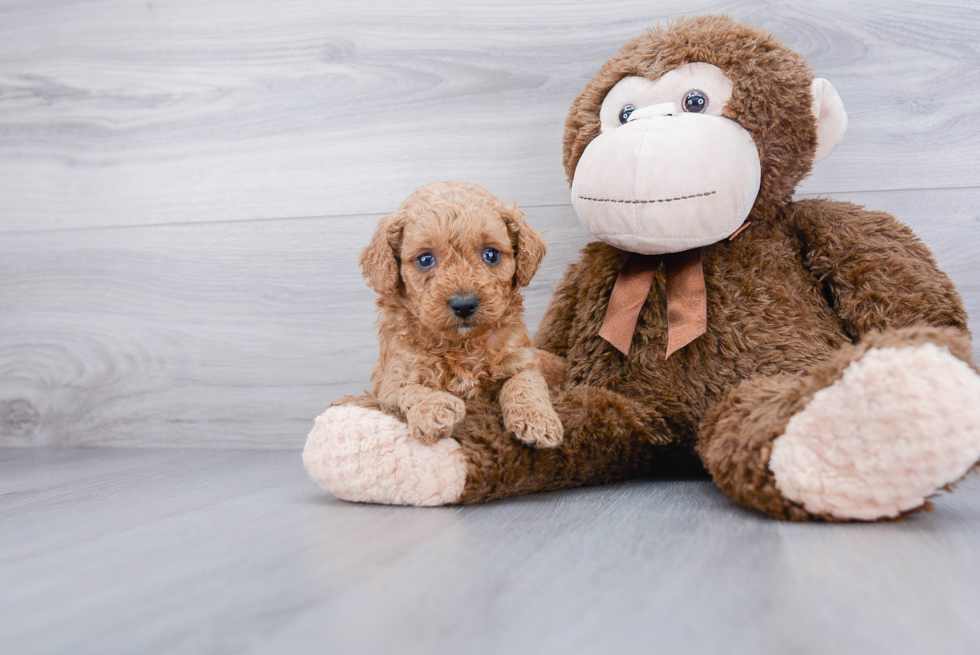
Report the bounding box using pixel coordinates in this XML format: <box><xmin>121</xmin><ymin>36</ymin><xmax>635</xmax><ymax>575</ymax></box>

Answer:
<box><xmin>360</xmin><ymin>211</ymin><xmax>405</xmax><ymax>296</ymax></box>
<box><xmin>500</xmin><ymin>204</ymin><xmax>546</xmax><ymax>288</ymax></box>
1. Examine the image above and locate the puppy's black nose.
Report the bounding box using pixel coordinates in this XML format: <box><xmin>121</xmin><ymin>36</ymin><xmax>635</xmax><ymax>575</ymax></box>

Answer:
<box><xmin>448</xmin><ymin>294</ymin><xmax>479</xmax><ymax>319</ymax></box>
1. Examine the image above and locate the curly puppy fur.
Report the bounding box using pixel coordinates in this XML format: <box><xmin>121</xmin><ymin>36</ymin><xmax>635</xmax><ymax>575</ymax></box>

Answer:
<box><xmin>360</xmin><ymin>181</ymin><xmax>565</xmax><ymax>448</ymax></box>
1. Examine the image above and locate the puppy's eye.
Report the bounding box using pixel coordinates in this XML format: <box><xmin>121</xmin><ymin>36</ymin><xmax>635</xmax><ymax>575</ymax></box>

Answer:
<box><xmin>416</xmin><ymin>253</ymin><xmax>435</xmax><ymax>270</ymax></box>
<box><xmin>482</xmin><ymin>248</ymin><xmax>500</xmax><ymax>265</ymax></box>
<box><xmin>683</xmin><ymin>90</ymin><xmax>707</xmax><ymax>113</ymax></box>
<box><xmin>619</xmin><ymin>104</ymin><xmax>636</xmax><ymax>124</ymax></box>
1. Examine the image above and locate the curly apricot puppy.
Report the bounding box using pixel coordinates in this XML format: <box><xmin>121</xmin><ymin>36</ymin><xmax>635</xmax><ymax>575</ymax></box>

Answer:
<box><xmin>359</xmin><ymin>181</ymin><xmax>565</xmax><ymax>448</ymax></box>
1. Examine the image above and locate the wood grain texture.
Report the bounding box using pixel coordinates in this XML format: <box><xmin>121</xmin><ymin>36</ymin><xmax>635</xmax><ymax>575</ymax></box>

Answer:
<box><xmin>2</xmin><ymin>448</ymin><xmax>980</xmax><ymax>654</ymax></box>
<box><xmin>1</xmin><ymin>0</ymin><xmax>979</xmax><ymax>232</ymax></box>
<box><xmin>0</xmin><ymin>205</ymin><xmax>586</xmax><ymax>448</ymax></box>
<box><xmin>1</xmin><ymin>188</ymin><xmax>977</xmax><ymax>448</ymax></box>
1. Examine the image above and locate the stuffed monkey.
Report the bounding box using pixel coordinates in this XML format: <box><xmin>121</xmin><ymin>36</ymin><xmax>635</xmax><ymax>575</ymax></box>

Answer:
<box><xmin>304</xmin><ymin>15</ymin><xmax>980</xmax><ymax>521</ymax></box>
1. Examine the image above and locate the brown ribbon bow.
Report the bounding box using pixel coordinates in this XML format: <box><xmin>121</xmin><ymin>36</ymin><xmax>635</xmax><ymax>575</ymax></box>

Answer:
<box><xmin>598</xmin><ymin>249</ymin><xmax>707</xmax><ymax>358</ymax></box>
<box><xmin>597</xmin><ymin>222</ymin><xmax>750</xmax><ymax>358</ymax></box>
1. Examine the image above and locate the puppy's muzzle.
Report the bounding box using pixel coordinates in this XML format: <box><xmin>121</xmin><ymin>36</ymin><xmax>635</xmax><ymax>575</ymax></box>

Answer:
<box><xmin>448</xmin><ymin>293</ymin><xmax>479</xmax><ymax>319</ymax></box>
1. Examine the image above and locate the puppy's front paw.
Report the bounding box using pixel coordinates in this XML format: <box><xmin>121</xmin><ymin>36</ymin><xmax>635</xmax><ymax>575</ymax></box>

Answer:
<box><xmin>506</xmin><ymin>403</ymin><xmax>564</xmax><ymax>449</ymax></box>
<box><xmin>405</xmin><ymin>391</ymin><xmax>466</xmax><ymax>444</ymax></box>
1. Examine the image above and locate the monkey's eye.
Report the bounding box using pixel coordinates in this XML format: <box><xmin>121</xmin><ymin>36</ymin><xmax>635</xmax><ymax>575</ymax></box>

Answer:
<box><xmin>618</xmin><ymin>104</ymin><xmax>636</xmax><ymax>124</ymax></box>
<box><xmin>482</xmin><ymin>248</ymin><xmax>501</xmax><ymax>265</ymax></box>
<box><xmin>416</xmin><ymin>253</ymin><xmax>436</xmax><ymax>270</ymax></box>
<box><xmin>683</xmin><ymin>90</ymin><xmax>707</xmax><ymax>113</ymax></box>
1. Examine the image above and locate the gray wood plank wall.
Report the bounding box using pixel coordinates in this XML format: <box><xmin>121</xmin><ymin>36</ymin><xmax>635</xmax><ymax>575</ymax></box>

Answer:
<box><xmin>2</xmin><ymin>0</ymin><xmax>979</xmax><ymax>448</ymax></box>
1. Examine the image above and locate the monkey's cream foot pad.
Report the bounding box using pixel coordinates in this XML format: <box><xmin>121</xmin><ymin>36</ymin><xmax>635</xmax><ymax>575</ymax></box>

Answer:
<box><xmin>770</xmin><ymin>344</ymin><xmax>980</xmax><ymax>520</ymax></box>
<box><xmin>303</xmin><ymin>405</ymin><xmax>468</xmax><ymax>506</ymax></box>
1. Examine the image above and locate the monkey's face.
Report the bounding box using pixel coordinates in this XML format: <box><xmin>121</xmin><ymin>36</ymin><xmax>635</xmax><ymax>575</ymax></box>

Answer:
<box><xmin>565</xmin><ymin>17</ymin><xmax>849</xmax><ymax>256</ymax></box>
<box><xmin>572</xmin><ymin>63</ymin><xmax>760</xmax><ymax>255</ymax></box>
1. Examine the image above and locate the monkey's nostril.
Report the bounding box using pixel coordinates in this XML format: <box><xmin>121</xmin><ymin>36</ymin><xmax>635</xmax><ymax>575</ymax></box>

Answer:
<box><xmin>448</xmin><ymin>294</ymin><xmax>479</xmax><ymax>319</ymax></box>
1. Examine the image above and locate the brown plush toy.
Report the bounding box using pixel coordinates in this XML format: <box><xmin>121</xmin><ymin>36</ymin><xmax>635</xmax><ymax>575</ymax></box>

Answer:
<box><xmin>304</xmin><ymin>15</ymin><xmax>980</xmax><ymax>521</ymax></box>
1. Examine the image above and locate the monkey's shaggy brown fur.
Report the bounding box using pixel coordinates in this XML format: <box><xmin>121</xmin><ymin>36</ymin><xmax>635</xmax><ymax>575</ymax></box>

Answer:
<box><xmin>360</xmin><ymin>181</ymin><xmax>565</xmax><ymax>449</ymax></box>
<box><xmin>334</xmin><ymin>16</ymin><xmax>973</xmax><ymax>520</ymax></box>
<box><xmin>449</xmin><ymin>16</ymin><xmax>969</xmax><ymax>518</ymax></box>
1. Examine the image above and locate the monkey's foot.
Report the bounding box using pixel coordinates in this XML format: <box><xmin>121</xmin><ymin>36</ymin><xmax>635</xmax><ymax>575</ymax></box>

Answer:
<box><xmin>303</xmin><ymin>405</ymin><xmax>468</xmax><ymax>506</ymax></box>
<box><xmin>770</xmin><ymin>343</ymin><xmax>980</xmax><ymax>520</ymax></box>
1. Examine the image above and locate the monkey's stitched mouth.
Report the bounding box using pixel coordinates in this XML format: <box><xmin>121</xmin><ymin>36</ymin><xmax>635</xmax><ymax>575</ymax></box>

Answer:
<box><xmin>578</xmin><ymin>190</ymin><xmax>717</xmax><ymax>204</ymax></box>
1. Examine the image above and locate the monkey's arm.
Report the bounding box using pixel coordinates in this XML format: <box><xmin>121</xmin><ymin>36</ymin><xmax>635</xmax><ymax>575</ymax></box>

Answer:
<box><xmin>789</xmin><ymin>198</ymin><xmax>968</xmax><ymax>340</ymax></box>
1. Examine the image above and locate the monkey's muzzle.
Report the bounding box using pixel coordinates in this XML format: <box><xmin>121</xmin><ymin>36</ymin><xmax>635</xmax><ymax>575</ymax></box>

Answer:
<box><xmin>571</xmin><ymin>109</ymin><xmax>761</xmax><ymax>255</ymax></box>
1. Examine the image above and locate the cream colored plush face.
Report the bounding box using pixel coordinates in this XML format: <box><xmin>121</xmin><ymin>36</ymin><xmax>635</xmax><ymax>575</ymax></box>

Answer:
<box><xmin>571</xmin><ymin>63</ymin><xmax>761</xmax><ymax>255</ymax></box>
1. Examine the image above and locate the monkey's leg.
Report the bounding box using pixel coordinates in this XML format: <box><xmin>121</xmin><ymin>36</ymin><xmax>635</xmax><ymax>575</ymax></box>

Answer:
<box><xmin>304</xmin><ymin>386</ymin><xmax>677</xmax><ymax>506</ymax></box>
<box><xmin>698</xmin><ymin>326</ymin><xmax>980</xmax><ymax>521</ymax></box>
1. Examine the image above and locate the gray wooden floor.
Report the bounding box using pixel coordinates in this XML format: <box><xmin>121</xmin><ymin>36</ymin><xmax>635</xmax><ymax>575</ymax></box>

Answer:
<box><xmin>4</xmin><ymin>3</ymin><xmax>980</xmax><ymax>653</ymax></box>
<box><xmin>3</xmin><ymin>448</ymin><xmax>980</xmax><ymax>654</ymax></box>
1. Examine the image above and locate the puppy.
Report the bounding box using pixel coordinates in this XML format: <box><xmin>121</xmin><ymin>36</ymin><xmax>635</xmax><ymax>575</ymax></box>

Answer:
<box><xmin>359</xmin><ymin>181</ymin><xmax>565</xmax><ymax>448</ymax></box>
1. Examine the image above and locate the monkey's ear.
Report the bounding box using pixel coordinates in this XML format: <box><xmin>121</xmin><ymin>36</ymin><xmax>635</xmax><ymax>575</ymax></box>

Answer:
<box><xmin>501</xmin><ymin>204</ymin><xmax>546</xmax><ymax>288</ymax></box>
<box><xmin>810</xmin><ymin>78</ymin><xmax>848</xmax><ymax>163</ymax></box>
<box><xmin>360</xmin><ymin>212</ymin><xmax>405</xmax><ymax>296</ymax></box>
